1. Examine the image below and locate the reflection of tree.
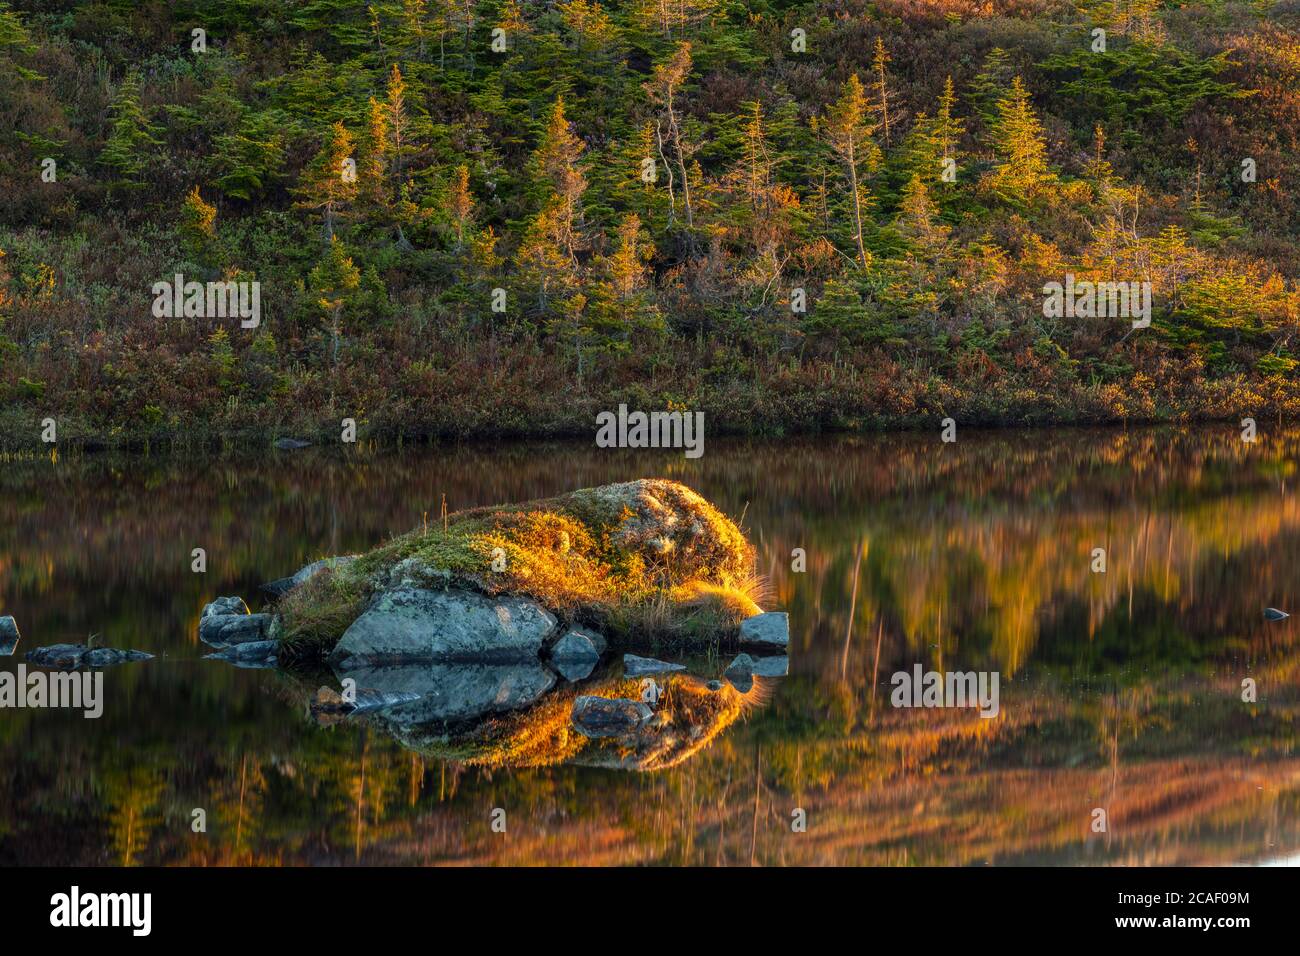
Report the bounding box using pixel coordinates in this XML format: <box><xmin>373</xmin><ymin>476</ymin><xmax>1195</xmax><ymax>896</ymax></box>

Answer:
<box><xmin>103</xmin><ymin>766</ymin><xmax>165</xmax><ymax>867</ymax></box>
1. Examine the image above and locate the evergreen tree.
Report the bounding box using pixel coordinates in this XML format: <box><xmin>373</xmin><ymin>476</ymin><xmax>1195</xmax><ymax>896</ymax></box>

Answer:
<box><xmin>987</xmin><ymin>76</ymin><xmax>1054</xmax><ymax>203</ymax></box>
<box><xmin>296</xmin><ymin>121</ymin><xmax>359</xmax><ymax>241</ymax></box>
<box><xmin>822</xmin><ymin>74</ymin><xmax>880</xmax><ymax>270</ymax></box>
<box><xmin>100</xmin><ymin>71</ymin><xmax>161</xmax><ymax>189</ymax></box>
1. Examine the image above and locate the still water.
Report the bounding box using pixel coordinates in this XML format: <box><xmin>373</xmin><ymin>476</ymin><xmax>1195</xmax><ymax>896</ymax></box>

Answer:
<box><xmin>2</xmin><ymin>427</ymin><xmax>1298</xmax><ymax>865</ymax></box>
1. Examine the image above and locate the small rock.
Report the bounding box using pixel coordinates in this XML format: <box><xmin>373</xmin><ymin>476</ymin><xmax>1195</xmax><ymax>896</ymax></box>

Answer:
<box><xmin>26</xmin><ymin>643</ymin><xmax>153</xmax><ymax>670</ymax></box>
<box><xmin>739</xmin><ymin>611</ymin><xmax>789</xmax><ymax>648</ymax></box>
<box><xmin>199</xmin><ymin>613</ymin><xmax>271</xmax><ymax>647</ymax></box>
<box><xmin>0</xmin><ymin>616</ymin><xmax>20</xmax><ymax>655</ymax></box>
<box><xmin>261</xmin><ymin>556</ymin><xmax>358</xmax><ymax>597</ymax></box>
<box><xmin>549</xmin><ymin>628</ymin><xmax>606</xmax><ymax>681</ymax></box>
<box><xmin>201</xmin><ymin>596</ymin><xmax>249</xmax><ymax>619</ymax></box>
<box><xmin>205</xmin><ymin>640</ymin><xmax>279</xmax><ymax>668</ymax></box>
<box><xmin>83</xmin><ymin>647</ymin><xmax>153</xmax><ymax>667</ymax></box>
<box><xmin>723</xmin><ymin>653</ymin><xmax>756</xmax><ymax>692</ymax></box>
<box><xmin>624</xmin><ymin>654</ymin><xmax>685</xmax><ymax>677</ymax></box>
<box><xmin>1264</xmin><ymin>607</ymin><xmax>1290</xmax><ymax>622</ymax></box>
<box><xmin>571</xmin><ymin>696</ymin><xmax>653</xmax><ymax>738</ymax></box>
<box><xmin>274</xmin><ymin>437</ymin><xmax>312</xmax><ymax>450</ymax></box>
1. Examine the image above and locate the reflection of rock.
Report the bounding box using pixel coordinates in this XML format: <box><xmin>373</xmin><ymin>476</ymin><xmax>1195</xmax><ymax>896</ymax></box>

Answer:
<box><xmin>751</xmin><ymin>656</ymin><xmax>788</xmax><ymax>677</ymax></box>
<box><xmin>548</xmin><ymin>627</ymin><xmax>606</xmax><ymax>681</ymax></box>
<box><xmin>309</xmin><ymin>684</ymin><xmax>423</xmax><ymax>724</ymax></box>
<box><xmin>329</xmin><ymin>587</ymin><xmax>557</xmax><ymax>667</ymax></box>
<box><xmin>262</xmin><ymin>556</ymin><xmax>358</xmax><ymax>598</ymax></box>
<box><xmin>723</xmin><ymin>652</ymin><xmax>789</xmax><ymax>692</ymax></box>
<box><xmin>739</xmin><ymin>611</ymin><xmax>789</xmax><ymax>648</ymax></box>
<box><xmin>624</xmin><ymin>654</ymin><xmax>685</xmax><ymax>677</ymax></box>
<box><xmin>0</xmin><ymin>616</ymin><xmax>19</xmax><ymax>656</ymax></box>
<box><xmin>332</xmin><ymin>662</ymin><xmax>556</xmax><ymax>725</ymax></box>
<box><xmin>724</xmin><ymin>653</ymin><xmax>756</xmax><ymax>692</ymax></box>
<box><xmin>571</xmin><ymin>696</ymin><xmax>653</xmax><ymax>738</ymax></box>
<box><xmin>205</xmin><ymin>640</ymin><xmax>279</xmax><ymax>668</ymax></box>
<box><xmin>26</xmin><ymin>643</ymin><xmax>153</xmax><ymax>669</ymax></box>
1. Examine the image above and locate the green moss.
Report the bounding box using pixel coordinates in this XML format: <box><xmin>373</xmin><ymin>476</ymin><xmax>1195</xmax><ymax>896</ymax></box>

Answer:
<box><xmin>275</xmin><ymin>479</ymin><xmax>761</xmax><ymax>655</ymax></box>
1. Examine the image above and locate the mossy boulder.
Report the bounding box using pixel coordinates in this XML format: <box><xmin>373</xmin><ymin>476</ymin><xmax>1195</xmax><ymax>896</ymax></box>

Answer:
<box><xmin>275</xmin><ymin>479</ymin><xmax>761</xmax><ymax>660</ymax></box>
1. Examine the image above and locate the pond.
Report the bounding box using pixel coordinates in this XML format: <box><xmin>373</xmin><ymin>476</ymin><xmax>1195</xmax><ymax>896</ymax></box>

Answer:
<box><xmin>2</xmin><ymin>426</ymin><xmax>1298</xmax><ymax>865</ymax></box>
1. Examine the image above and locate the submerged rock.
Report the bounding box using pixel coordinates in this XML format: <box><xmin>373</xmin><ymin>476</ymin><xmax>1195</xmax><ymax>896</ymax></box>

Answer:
<box><xmin>739</xmin><ymin>611</ymin><xmax>789</xmax><ymax>648</ymax></box>
<box><xmin>261</xmin><ymin>556</ymin><xmax>358</xmax><ymax>598</ymax></box>
<box><xmin>200</xmin><ymin>612</ymin><xmax>271</xmax><ymax>647</ymax></box>
<box><xmin>205</xmin><ymin>640</ymin><xmax>279</xmax><ymax>668</ymax></box>
<box><xmin>329</xmin><ymin>587</ymin><xmax>557</xmax><ymax>667</ymax></box>
<box><xmin>332</xmin><ymin>662</ymin><xmax>556</xmax><ymax>725</ymax></box>
<box><xmin>548</xmin><ymin>627</ymin><xmax>607</xmax><ymax>681</ymax></box>
<box><xmin>724</xmin><ymin>653</ymin><xmax>757</xmax><ymax>692</ymax></box>
<box><xmin>624</xmin><ymin>654</ymin><xmax>685</xmax><ymax>677</ymax></box>
<box><xmin>571</xmin><ymin>696</ymin><xmax>653</xmax><ymax>738</ymax></box>
<box><xmin>723</xmin><ymin>652</ymin><xmax>789</xmax><ymax>691</ymax></box>
<box><xmin>0</xmin><ymin>616</ymin><xmax>19</xmax><ymax>656</ymax></box>
<box><xmin>26</xmin><ymin>643</ymin><xmax>153</xmax><ymax>670</ymax></box>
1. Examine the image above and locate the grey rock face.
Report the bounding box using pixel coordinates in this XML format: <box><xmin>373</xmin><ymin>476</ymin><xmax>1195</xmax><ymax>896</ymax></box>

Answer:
<box><xmin>26</xmin><ymin>643</ymin><xmax>153</xmax><ymax>669</ymax></box>
<box><xmin>0</xmin><ymin>616</ymin><xmax>19</xmax><ymax>656</ymax></box>
<box><xmin>202</xmin><ymin>596</ymin><xmax>249</xmax><ymax>618</ymax></box>
<box><xmin>739</xmin><ymin>611</ymin><xmax>789</xmax><ymax>648</ymax></box>
<box><xmin>571</xmin><ymin>696</ymin><xmax>653</xmax><ymax>738</ymax></box>
<box><xmin>333</xmin><ymin>663</ymin><xmax>556</xmax><ymax>725</ymax></box>
<box><xmin>205</xmin><ymin>640</ymin><xmax>279</xmax><ymax>668</ymax></box>
<box><xmin>623</xmin><ymin>654</ymin><xmax>685</xmax><ymax>677</ymax></box>
<box><xmin>329</xmin><ymin>587</ymin><xmax>557</xmax><ymax>666</ymax></box>
<box><xmin>200</xmin><ymin>613</ymin><xmax>271</xmax><ymax>647</ymax></box>
<box><xmin>261</xmin><ymin>556</ymin><xmax>358</xmax><ymax>598</ymax></box>
<box><xmin>548</xmin><ymin>627</ymin><xmax>607</xmax><ymax>681</ymax></box>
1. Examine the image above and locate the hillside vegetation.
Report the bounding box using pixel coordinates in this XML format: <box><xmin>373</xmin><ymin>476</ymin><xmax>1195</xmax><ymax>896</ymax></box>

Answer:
<box><xmin>1</xmin><ymin>0</ymin><xmax>1297</xmax><ymax>444</ymax></box>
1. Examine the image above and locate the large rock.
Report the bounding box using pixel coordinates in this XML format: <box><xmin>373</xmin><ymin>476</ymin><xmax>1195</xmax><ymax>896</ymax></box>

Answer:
<box><xmin>329</xmin><ymin>587</ymin><xmax>558</xmax><ymax>666</ymax></box>
<box><xmin>333</xmin><ymin>663</ymin><xmax>556</xmax><ymax>725</ymax></box>
<box><xmin>262</xmin><ymin>556</ymin><xmax>358</xmax><ymax>597</ymax></box>
<box><xmin>26</xmin><ymin>643</ymin><xmax>153</xmax><ymax>669</ymax></box>
<box><xmin>0</xmin><ymin>616</ymin><xmax>19</xmax><ymax>656</ymax></box>
<box><xmin>571</xmin><ymin>696</ymin><xmax>653</xmax><ymax>738</ymax></box>
<box><xmin>200</xmin><ymin>613</ymin><xmax>271</xmax><ymax>647</ymax></box>
<box><xmin>624</xmin><ymin>654</ymin><xmax>685</xmax><ymax>677</ymax></box>
<box><xmin>739</xmin><ymin>611</ymin><xmax>789</xmax><ymax>648</ymax></box>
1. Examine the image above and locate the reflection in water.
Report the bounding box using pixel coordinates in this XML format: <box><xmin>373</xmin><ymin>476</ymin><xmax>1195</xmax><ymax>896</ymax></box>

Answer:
<box><xmin>2</xmin><ymin>427</ymin><xmax>1300</xmax><ymax>865</ymax></box>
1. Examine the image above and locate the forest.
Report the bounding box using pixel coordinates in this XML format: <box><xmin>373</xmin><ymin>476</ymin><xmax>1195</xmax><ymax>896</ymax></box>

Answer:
<box><xmin>0</xmin><ymin>0</ymin><xmax>1297</xmax><ymax>446</ymax></box>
